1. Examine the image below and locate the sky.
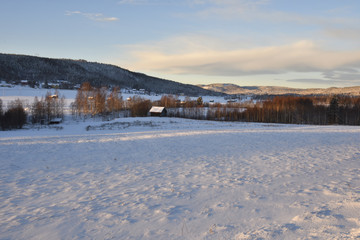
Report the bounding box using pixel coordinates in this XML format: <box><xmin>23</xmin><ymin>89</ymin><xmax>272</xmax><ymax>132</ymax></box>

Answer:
<box><xmin>1</xmin><ymin>0</ymin><xmax>360</xmax><ymax>89</ymax></box>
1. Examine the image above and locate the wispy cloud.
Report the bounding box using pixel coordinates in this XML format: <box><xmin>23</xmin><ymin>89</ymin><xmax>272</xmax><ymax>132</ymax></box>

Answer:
<box><xmin>182</xmin><ymin>0</ymin><xmax>360</xmax><ymax>32</ymax></box>
<box><xmin>286</xmin><ymin>77</ymin><xmax>360</xmax><ymax>87</ymax></box>
<box><xmin>65</xmin><ymin>11</ymin><xmax>118</xmax><ymax>22</ymax></box>
<box><xmin>118</xmin><ymin>0</ymin><xmax>178</xmax><ymax>5</ymax></box>
<box><xmin>192</xmin><ymin>0</ymin><xmax>269</xmax><ymax>18</ymax></box>
<box><xmin>118</xmin><ymin>0</ymin><xmax>358</xmax><ymax>27</ymax></box>
<box><xmin>118</xmin><ymin>0</ymin><xmax>147</xmax><ymax>4</ymax></box>
<box><xmin>286</xmin><ymin>78</ymin><xmax>342</xmax><ymax>85</ymax></box>
<box><xmin>322</xmin><ymin>69</ymin><xmax>360</xmax><ymax>82</ymax></box>
<box><xmin>323</xmin><ymin>27</ymin><xmax>360</xmax><ymax>42</ymax></box>
<box><xmin>122</xmin><ymin>36</ymin><xmax>360</xmax><ymax>80</ymax></box>
<box><xmin>118</xmin><ymin>0</ymin><xmax>267</xmax><ymax>10</ymax></box>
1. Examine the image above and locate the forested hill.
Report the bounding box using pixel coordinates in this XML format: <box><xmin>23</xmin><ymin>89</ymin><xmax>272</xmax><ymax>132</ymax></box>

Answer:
<box><xmin>0</xmin><ymin>53</ymin><xmax>219</xmax><ymax>96</ymax></box>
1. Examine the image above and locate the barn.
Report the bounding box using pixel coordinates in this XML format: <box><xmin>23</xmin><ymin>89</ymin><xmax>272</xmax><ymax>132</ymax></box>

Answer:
<box><xmin>149</xmin><ymin>106</ymin><xmax>167</xmax><ymax>117</ymax></box>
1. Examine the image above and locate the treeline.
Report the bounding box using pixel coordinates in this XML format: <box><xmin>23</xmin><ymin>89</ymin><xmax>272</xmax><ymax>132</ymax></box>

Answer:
<box><xmin>154</xmin><ymin>94</ymin><xmax>204</xmax><ymax>108</ymax></box>
<box><xmin>240</xmin><ymin>96</ymin><xmax>360</xmax><ymax>125</ymax></box>
<box><xmin>160</xmin><ymin>95</ymin><xmax>360</xmax><ymax>125</ymax></box>
<box><xmin>72</xmin><ymin>82</ymin><xmax>152</xmax><ymax>118</ymax></box>
<box><xmin>72</xmin><ymin>82</ymin><xmax>120</xmax><ymax>117</ymax></box>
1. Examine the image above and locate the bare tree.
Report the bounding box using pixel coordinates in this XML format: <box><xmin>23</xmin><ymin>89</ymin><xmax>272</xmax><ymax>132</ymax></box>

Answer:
<box><xmin>31</xmin><ymin>96</ymin><xmax>46</xmax><ymax>124</ymax></box>
<box><xmin>94</xmin><ymin>87</ymin><xmax>107</xmax><ymax>115</ymax></box>
<box><xmin>130</xmin><ymin>96</ymin><xmax>151</xmax><ymax>117</ymax></box>
<box><xmin>1</xmin><ymin>99</ymin><xmax>27</xmax><ymax>130</ymax></box>
<box><xmin>107</xmin><ymin>87</ymin><xmax>123</xmax><ymax>115</ymax></box>
<box><xmin>75</xmin><ymin>82</ymin><xmax>93</xmax><ymax>116</ymax></box>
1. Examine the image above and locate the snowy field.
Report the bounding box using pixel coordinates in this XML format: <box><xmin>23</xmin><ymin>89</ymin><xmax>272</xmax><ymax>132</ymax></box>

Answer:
<box><xmin>1</xmin><ymin>117</ymin><xmax>360</xmax><ymax>239</ymax></box>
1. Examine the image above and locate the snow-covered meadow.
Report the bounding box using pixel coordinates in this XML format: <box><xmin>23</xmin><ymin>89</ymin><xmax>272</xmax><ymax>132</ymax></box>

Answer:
<box><xmin>1</xmin><ymin>86</ymin><xmax>360</xmax><ymax>239</ymax></box>
<box><xmin>1</xmin><ymin>117</ymin><xmax>360</xmax><ymax>239</ymax></box>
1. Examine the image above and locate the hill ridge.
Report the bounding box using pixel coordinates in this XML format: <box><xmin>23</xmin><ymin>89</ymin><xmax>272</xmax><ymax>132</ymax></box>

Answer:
<box><xmin>0</xmin><ymin>53</ymin><xmax>219</xmax><ymax>96</ymax></box>
<box><xmin>199</xmin><ymin>83</ymin><xmax>360</xmax><ymax>96</ymax></box>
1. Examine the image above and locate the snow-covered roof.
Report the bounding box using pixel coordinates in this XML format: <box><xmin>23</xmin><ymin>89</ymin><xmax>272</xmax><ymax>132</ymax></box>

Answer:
<box><xmin>149</xmin><ymin>106</ymin><xmax>165</xmax><ymax>113</ymax></box>
<box><xmin>49</xmin><ymin>118</ymin><xmax>63</xmax><ymax>123</ymax></box>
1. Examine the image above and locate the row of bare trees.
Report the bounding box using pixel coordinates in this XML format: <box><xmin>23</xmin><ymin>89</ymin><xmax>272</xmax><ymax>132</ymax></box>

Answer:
<box><xmin>72</xmin><ymin>82</ymin><xmax>152</xmax><ymax>118</ymax></box>
<box><xmin>240</xmin><ymin>96</ymin><xmax>360</xmax><ymax>125</ymax></box>
<box><xmin>31</xmin><ymin>90</ymin><xmax>65</xmax><ymax>124</ymax></box>
<box><xmin>72</xmin><ymin>82</ymin><xmax>123</xmax><ymax>117</ymax></box>
<box><xmin>156</xmin><ymin>95</ymin><xmax>204</xmax><ymax>108</ymax></box>
<box><xmin>1</xmin><ymin>89</ymin><xmax>65</xmax><ymax>130</ymax></box>
<box><xmin>157</xmin><ymin>95</ymin><xmax>360</xmax><ymax>125</ymax></box>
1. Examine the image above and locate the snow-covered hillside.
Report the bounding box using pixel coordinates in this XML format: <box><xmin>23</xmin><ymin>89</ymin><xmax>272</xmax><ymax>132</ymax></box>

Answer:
<box><xmin>0</xmin><ymin>53</ymin><xmax>219</xmax><ymax>96</ymax></box>
<box><xmin>1</xmin><ymin>117</ymin><xmax>360</xmax><ymax>239</ymax></box>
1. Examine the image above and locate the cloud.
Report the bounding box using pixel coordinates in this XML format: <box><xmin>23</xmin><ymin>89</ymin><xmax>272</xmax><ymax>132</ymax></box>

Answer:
<box><xmin>286</xmin><ymin>68</ymin><xmax>360</xmax><ymax>86</ymax></box>
<box><xmin>118</xmin><ymin>0</ymin><xmax>147</xmax><ymax>4</ymax></box>
<box><xmin>118</xmin><ymin>0</ymin><xmax>178</xmax><ymax>5</ymax></box>
<box><xmin>323</xmin><ymin>69</ymin><xmax>360</xmax><ymax>81</ymax></box>
<box><xmin>65</xmin><ymin>11</ymin><xmax>118</xmax><ymax>22</ymax></box>
<box><xmin>193</xmin><ymin>0</ymin><xmax>269</xmax><ymax>18</ymax></box>
<box><xmin>181</xmin><ymin>0</ymin><xmax>360</xmax><ymax>32</ymax></box>
<box><xmin>286</xmin><ymin>77</ymin><xmax>360</xmax><ymax>87</ymax></box>
<box><xmin>117</xmin><ymin>0</ymin><xmax>358</xmax><ymax>29</ymax></box>
<box><xmin>117</xmin><ymin>0</ymin><xmax>268</xmax><ymax>11</ymax></box>
<box><xmin>286</xmin><ymin>78</ymin><xmax>344</xmax><ymax>85</ymax></box>
<box><xmin>323</xmin><ymin>27</ymin><xmax>360</xmax><ymax>41</ymax></box>
<box><xmin>124</xmin><ymin>37</ymin><xmax>360</xmax><ymax>78</ymax></box>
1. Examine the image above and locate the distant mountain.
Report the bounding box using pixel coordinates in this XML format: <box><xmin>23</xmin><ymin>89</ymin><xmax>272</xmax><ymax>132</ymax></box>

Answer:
<box><xmin>199</xmin><ymin>83</ymin><xmax>360</xmax><ymax>96</ymax></box>
<box><xmin>0</xmin><ymin>53</ymin><xmax>220</xmax><ymax>96</ymax></box>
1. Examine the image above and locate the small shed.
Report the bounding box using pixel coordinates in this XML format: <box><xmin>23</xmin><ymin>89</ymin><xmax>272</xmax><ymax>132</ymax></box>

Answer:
<box><xmin>149</xmin><ymin>106</ymin><xmax>167</xmax><ymax>117</ymax></box>
<box><xmin>49</xmin><ymin>118</ymin><xmax>63</xmax><ymax>124</ymax></box>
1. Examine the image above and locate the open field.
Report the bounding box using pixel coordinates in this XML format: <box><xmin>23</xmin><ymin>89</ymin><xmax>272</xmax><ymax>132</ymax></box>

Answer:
<box><xmin>1</xmin><ymin>118</ymin><xmax>360</xmax><ymax>239</ymax></box>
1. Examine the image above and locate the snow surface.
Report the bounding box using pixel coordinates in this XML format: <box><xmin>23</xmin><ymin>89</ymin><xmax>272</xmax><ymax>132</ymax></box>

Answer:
<box><xmin>1</xmin><ymin>117</ymin><xmax>360</xmax><ymax>239</ymax></box>
<box><xmin>1</xmin><ymin>86</ymin><xmax>360</xmax><ymax>239</ymax></box>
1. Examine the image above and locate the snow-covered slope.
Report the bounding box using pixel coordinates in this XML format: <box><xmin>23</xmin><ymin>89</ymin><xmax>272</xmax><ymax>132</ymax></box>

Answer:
<box><xmin>1</xmin><ymin>118</ymin><xmax>360</xmax><ymax>239</ymax></box>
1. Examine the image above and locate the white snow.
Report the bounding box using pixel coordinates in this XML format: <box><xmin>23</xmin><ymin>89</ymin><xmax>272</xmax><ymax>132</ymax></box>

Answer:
<box><xmin>149</xmin><ymin>106</ymin><xmax>166</xmax><ymax>113</ymax></box>
<box><xmin>1</xmin><ymin>117</ymin><xmax>360</xmax><ymax>239</ymax></box>
<box><xmin>1</xmin><ymin>86</ymin><xmax>360</xmax><ymax>239</ymax></box>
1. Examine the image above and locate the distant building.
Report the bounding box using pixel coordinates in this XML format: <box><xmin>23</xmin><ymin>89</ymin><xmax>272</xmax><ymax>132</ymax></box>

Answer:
<box><xmin>49</xmin><ymin>118</ymin><xmax>63</xmax><ymax>124</ymax></box>
<box><xmin>48</xmin><ymin>83</ymin><xmax>60</xmax><ymax>88</ymax></box>
<box><xmin>149</xmin><ymin>106</ymin><xmax>167</xmax><ymax>117</ymax></box>
<box><xmin>20</xmin><ymin>80</ymin><xmax>28</xmax><ymax>86</ymax></box>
